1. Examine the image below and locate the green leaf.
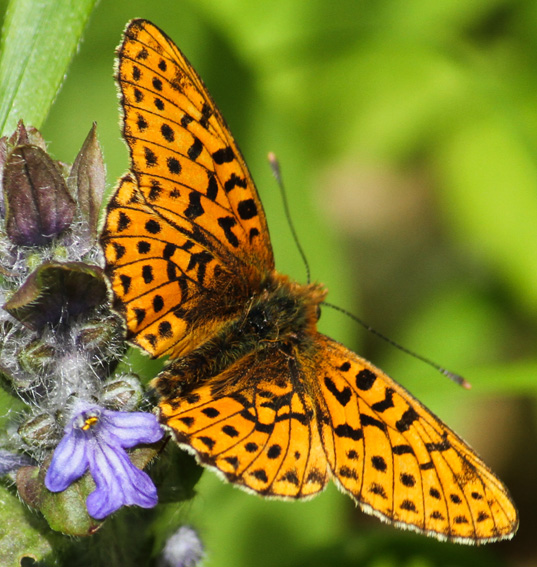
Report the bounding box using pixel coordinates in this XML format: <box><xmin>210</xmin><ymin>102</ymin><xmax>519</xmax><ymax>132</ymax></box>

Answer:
<box><xmin>0</xmin><ymin>0</ymin><xmax>99</xmax><ymax>135</ymax></box>
<box><xmin>0</xmin><ymin>481</ymin><xmax>63</xmax><ymax>565</ymax></box>
<box><xmin>38</xmin><ymin>468</ymin><xmax>105</xmax><ymax>537</ymax></box>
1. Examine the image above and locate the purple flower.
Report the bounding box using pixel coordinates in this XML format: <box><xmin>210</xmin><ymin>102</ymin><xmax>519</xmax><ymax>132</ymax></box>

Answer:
<box><xmin>44</xmin><ymin>400</ymin><xmax>164</xmax><ymax>519</ymax></box>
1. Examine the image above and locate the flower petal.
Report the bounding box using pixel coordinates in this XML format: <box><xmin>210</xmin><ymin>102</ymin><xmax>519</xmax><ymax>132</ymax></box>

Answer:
<box><xmin>103</xmin><ymin>409</ymin><xmax>164</xmax><ymax>448</ymax></box>
<box><xmin>86</xmin><ymin>439</ymin><xmax>158</xmax><ymax>519</ymax></box>
<box><xmin>45</xmin><ymin>430</ymin><xmax>89</xmax><ymax>492</ymax></box>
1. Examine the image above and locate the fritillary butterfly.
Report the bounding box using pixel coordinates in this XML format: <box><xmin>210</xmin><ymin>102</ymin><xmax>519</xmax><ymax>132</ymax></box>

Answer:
<box><xmin>101</xmin><ymin>19</ymin><xmax>518</xmax><ymax>543</ymax></box>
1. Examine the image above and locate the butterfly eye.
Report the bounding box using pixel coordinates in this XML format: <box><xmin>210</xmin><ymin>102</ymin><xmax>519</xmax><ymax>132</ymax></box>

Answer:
<box><xmin>315</xmin><ymin>305</ymin><xmax>322</xmax><ymax>321</ymax></box>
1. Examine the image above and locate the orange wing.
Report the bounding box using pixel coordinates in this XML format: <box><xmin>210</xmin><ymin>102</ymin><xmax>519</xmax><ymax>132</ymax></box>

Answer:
<box><xmin>101</xmin><ymin>19</ymin><xmax>274</xmax><ymax>357</ymax></box>
<box><xmin>313</xmin><ymin>334</ymin><xmax>518</xmax><ymax>543</ymax></box>
<box><xmin>157</xmin><ymin>345</ymin><xmax>329</xmax><ymax>498</ymax></box>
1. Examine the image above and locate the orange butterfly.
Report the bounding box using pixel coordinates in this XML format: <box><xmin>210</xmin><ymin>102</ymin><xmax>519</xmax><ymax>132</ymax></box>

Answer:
<box><xmin>101</xmin><ymin>19</ymin><xmax>518</xmax><ymax>543</ymax></box>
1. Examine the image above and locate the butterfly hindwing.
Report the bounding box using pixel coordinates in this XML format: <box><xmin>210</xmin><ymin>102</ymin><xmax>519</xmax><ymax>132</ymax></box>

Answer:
<box><xmin>314</xmin><ymin>334</ymin><xmax>518</xmax><ymax>543</ymax></box>
<box><xmin>157</xmin><ymin>347</ymin><xmax>329</xmax><ymax>498</ymax></box>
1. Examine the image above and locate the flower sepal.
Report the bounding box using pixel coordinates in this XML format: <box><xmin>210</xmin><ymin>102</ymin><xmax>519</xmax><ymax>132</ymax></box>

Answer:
<box><xmin>4</xmin><ymin>261</ymin><xmax>107</xmax><ymax>331</ymax></box>
<box><xmin>17</xmin><ymin>460</ymin><xmax>104</xmax><ymax>537</ymax></box>
<box><xmin>67</xmin><ymin>122</ymin><xmax>105</xmax><ymax>241</ymax></box>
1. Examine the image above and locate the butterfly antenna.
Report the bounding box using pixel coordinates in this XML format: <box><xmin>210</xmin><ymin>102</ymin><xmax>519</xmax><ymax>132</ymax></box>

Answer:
<box><xmin>268</xmin><ymin>152</ymin><xmax>311</xmax><ymax>284</ymax></box>
<box><xmin>323</xmin><ymin>301</ymin><xmax>472</xmax><ymax>389</ymax></box>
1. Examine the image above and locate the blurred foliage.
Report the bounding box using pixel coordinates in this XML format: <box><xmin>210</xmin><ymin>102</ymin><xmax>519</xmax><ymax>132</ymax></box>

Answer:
<box><xmin>0</xmin><ymin>0</ymin><xmax>98</xmax><ymax>134</ymax></box>
<box><xmin>1</xmin><ymin>0</ymin><xmax>536</xmax><ymax>565</ymax></box>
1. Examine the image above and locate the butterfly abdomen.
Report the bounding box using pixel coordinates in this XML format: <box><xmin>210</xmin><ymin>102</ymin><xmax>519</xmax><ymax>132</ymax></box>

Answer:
<box><xmin>153</xmin><ymin>272</ymin><xmax>327</xmax><ymax>396</ymax></box>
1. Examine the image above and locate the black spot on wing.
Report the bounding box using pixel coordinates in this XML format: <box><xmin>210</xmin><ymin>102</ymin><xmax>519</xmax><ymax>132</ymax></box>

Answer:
<box><xmin>206</xmin><ymin>172</ymin><xmax>218</xmax><ymax>201</ymax></box>
<box><xmin>371</xmin><ymin>388</ymin><xmax>395</xmax><ymax>412</ymax></box>
<box><xmin>212</xmin><ymin>146</ymin><xmax>234</xmax><ymax>164</ymax></box>
<box><xmin>184</xmin><ymin>191</ymin><xmax>204</xmax><ymax>219</ymax></box>
<box><xmin>145</xmin><ymin>219</ymin><xmax>161</xmax><ymax>234</ymax></box>
<box><xmin>396</xmin><ymin>407</ymin><xmax>419</xmax><ymax>432</ymax></box>
<box><xmin>187</xmin><ymin>137</ymin><xmax>203</xmax><ymax>161</ymax></box>
<box><xmin>371</xmin><ymin>455</ymin><xmax>387</xmax><ymax>472</ymax></box>
<box><xmin>161</xmin><ymin>123</ymin><xmax>174</xmax><ymax>142</ymax></box>
<box><xmin>144</xmin><ymin>146</ymin><xmax>157</xmax><ymax>167</ymax></box>
<box><xmin>224</xmin><ymin>173</ymin><xmax>247</xmax><ymax>193</ymax></box>
<box><xmin>142</xmin><ymin>265</ymin><xmax>154</xmax><ymax>283</ymax></box>
<box><xmin>112</xmin><ymin>243</ymin><xmax>126</xmax><ymax>260</ymax></box>
<box><xmin>361</xmin><ymin>414</ymin><xmax>386</xmax><ymax>431</ymax></box>
<box><xmin>167</xmin><ymin>157</ymin><xmax>181</xmax><ymax>175</ymax></box>
<box><xmin>324</xmin><ymin>376</ymin><xmax>351</xmax><ymax>406</ymax></box>
<box><xmin>217</xmin><ymin>216</ymin><xmax>239</xmax><ymax>247</ymax></box>
<box><xmin>356</xmin><ymin>369</ymin><xmax>376</xmax><ymax>390</ymax></box>
<box><xmin>334</xmin><ymin>424</ymin><xmax>363</xmax><ymax>441</ymax></box>
<box><xmin>237</xmin><ymin>199</ymin><xmax>257</xmax><ymax>220</ymax></box>
<box><xmin>117</xmin><ymin>212</ymin><xmax>130</xmax><ymax>231</ymax></box>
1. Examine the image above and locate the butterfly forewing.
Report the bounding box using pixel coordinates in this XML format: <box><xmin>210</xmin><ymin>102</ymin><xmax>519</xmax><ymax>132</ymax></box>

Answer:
<box><xmin>103</xmin><ymin>19</ymin><xmax>277</xmax><ymax>357</ymax></box>
<box><xmin>117</xmin><ymin>19</ymin><xmax>274</xmax><ymax>270</ymax></box>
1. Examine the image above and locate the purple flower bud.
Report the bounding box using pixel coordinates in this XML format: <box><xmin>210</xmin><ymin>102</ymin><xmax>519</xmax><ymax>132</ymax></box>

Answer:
<box><xmin>3</xmin><ymin>145</ymin><xmax>75</xmax><ymax>246</ymax></box>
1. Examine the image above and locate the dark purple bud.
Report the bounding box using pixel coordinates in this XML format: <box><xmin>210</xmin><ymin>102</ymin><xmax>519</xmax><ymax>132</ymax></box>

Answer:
<box><xmin>4</xmin><ymin>145</ymin><xmax>75</xmax><ymax>246</ymax></box>
<box><xmin>24</xmin><ymin>125</ymin><xmax>48</xmax><ymax>151</ymax></box>
<box><xmin>68</xmin><ymin>123</ymin><xmax>106</xmax><ymax>239</ymax></box>
<box><xmin>4</xmin><ymin>262</ymin><xmax>108</xmax><ymax>331</ymax></box>
<box><xmin>7</xmin><ymin>122</ymin><xmax>47</xmax><ymax>151</ymax></box>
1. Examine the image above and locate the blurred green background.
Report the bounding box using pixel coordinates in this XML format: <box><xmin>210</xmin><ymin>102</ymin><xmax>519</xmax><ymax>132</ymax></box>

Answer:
<box><xmin>2</xmin><ymin>0</ymin><xmax>537</xmax><ymax>565</ymax></box>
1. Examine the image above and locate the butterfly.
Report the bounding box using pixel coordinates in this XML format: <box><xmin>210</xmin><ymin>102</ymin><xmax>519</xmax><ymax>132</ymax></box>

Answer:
<box><xmin>100</xmin><ymin>19</ymin><xmax>518</xmax><ymax>543</ymax></box>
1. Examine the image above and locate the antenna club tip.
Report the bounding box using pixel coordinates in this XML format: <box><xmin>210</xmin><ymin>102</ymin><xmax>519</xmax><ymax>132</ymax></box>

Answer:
<box><xmin>443</xmin><ymin>370</ymin><xmax>472</xmax><ymax>390</ymax></box>
<box><xmin>268</xmin><ymin>152</ymin><xmax>281</xmax><ymax>180</ymax></box>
